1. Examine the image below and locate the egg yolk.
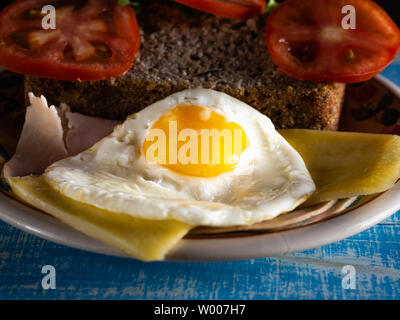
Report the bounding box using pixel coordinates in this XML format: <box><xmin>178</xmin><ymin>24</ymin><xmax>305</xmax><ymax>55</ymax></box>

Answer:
<box><xmin>143</xmin><ymin>105</ymin><xmax>250</xmax><ymax>177</ymax></box>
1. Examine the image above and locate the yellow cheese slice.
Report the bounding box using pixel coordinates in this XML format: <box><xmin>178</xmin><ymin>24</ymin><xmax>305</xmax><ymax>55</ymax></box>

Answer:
<box><xmin>280</xmin><ymin>129</ymin><xmax>400</xmax><ymax>206</ymax></box>
<box><xmin>8</xmin><ymin>176</ymin><xmax>193</xmax><ymax>262</ymax></box>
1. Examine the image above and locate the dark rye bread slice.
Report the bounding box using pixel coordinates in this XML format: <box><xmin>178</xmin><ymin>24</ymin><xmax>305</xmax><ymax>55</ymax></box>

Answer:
<box><xmin>24</xmin><ymin>0</ymin><xmax>345</xmax><ymax>130</ymax></box>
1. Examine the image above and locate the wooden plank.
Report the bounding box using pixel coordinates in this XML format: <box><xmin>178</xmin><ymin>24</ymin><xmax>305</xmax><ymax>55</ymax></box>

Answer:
<box><xmin>1</xmin><ymin>216</ymin><xmax>399</xmax><ymax>300</ymax></box>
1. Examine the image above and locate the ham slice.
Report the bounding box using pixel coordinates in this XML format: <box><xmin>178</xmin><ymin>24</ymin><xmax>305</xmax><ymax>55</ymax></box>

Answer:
<box><xmin>3</xmin><ymin>93</ymin><xmax>67</xmax><ymax>178</ymax></box>
<box><xmin>3</xmin><ymin>93</ymin><xmax>119</xmax><ymax>178</ymax></box>
<box><xmin>65</xmin><ymin>111</ymin><xmax>119</xmax><ymax>156</ymax></box>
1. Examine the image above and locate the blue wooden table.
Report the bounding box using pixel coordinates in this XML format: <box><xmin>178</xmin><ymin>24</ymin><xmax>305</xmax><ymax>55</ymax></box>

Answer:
<box><xmin>1</xmin><ymin>61</ymin><xmax>400</xmax><ymax>301</ymax></box>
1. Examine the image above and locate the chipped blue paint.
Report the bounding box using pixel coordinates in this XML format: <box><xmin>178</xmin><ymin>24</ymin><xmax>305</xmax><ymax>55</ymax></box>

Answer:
<box><xmin>1</xmin><ymin>60</ymin><xmax>400</xmax><ymax>301</ymax></box>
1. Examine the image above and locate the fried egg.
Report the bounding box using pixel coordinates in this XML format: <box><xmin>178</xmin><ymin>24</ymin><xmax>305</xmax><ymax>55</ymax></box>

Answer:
<box><xmin>44</xmin><ymin>89</ymin><xmax>315</xmax><ymax>226</ymax></box>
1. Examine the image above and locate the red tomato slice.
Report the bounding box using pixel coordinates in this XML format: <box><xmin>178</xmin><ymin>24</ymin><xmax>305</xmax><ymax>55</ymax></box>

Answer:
<box><xmin>0</xmin><ymin>0</ymin><xmax>140</xmax><ymax>81</ymax></box>
<box><xmin>265</xmin><ymin>0</ymin><xmax>400</xmax><ymax>83</ymax></box>
<box><xmin>173</xmin><ymin>0</ymin><xmax>266</xmax><ymax>19</ymax></box>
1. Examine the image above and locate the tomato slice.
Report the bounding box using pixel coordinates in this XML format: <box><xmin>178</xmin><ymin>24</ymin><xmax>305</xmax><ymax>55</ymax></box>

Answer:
<box><xmin>0</xmin><ymin>0</ymin><xmax>140</xmax><ymax>81</ymax></box>
<box><xmin>173</xmin><ymin>0</ymin><xmax>266</xmax><ymax>19</ymax></box>
<box><xmin>265</xmin><ymin>0</ymin><xmax>400</xmax><ymax>83</ymax></box>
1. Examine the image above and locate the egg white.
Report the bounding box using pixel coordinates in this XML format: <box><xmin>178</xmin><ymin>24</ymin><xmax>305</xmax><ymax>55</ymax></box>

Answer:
<box><xmin>44</xmin><ymin>89</ymin><xmax>315</xmax><ymax>226</ymax></box>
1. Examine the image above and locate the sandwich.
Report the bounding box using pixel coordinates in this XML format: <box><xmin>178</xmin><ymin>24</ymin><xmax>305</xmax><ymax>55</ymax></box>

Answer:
<box><xmin>1</xmin><ymin>0</ymin><xmax>400</xmax><ymax>261</ymax></box>
<box><xmin>24</xmin><ymin>0</ymin><xmax>346</xmax><ymax>130</ymax></box>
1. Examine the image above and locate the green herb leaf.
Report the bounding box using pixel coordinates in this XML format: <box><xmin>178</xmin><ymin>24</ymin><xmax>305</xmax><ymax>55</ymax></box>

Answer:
<box><xmin>118</xmin><ymin>0</ymin><xmax>146</xmax><ymax>15</ymax></box>
<box><xmin>264</xmin><ymin>0</ymin><xmax>280</xmax><ymax>14</ymax></box>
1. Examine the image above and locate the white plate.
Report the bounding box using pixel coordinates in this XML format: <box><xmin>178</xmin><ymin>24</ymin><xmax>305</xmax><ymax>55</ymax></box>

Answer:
<box><xmin>1</xmin><ymin>74</ymin><xmax>400</xmax><ymax>261</ymax></box>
